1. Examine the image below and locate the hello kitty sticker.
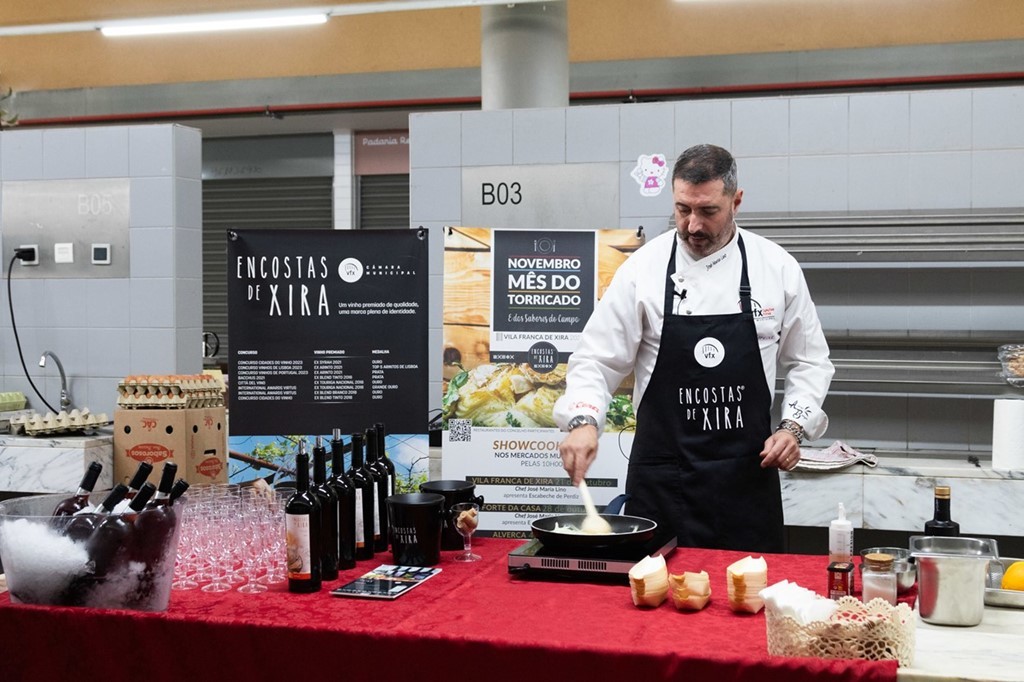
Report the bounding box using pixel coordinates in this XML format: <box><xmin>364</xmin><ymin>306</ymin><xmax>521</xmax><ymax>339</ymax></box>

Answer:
<box><xmin>630</xmin><ymin>153</ymin><xmax>669</xmax><ymax>197</ymax></box>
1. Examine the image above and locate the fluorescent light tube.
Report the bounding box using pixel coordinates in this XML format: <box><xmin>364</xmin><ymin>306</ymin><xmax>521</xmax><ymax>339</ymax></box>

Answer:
<box><xmin>100</xmin><ymin>12</ymin><xmax>328</xmax><ymax>37</ymax></box>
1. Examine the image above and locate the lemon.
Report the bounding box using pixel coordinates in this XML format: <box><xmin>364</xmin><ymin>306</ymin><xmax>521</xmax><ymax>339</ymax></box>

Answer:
<box><xmin>1001</xmin><ymin>561</ymin><xmax>1024</xmax><ymax>591</ymax></box>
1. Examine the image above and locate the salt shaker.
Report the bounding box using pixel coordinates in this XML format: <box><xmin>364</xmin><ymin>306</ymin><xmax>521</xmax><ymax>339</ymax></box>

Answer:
<box><xmin>861</xmin><ymin>552</ymin><xmax>897</xmax><ymax>605</ymax></box>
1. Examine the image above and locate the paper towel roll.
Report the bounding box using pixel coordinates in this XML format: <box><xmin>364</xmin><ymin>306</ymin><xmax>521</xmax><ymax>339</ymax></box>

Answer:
<box><xmin>992</xmin><ymin>399</ymin><xmax>1024</xmax><ymax>472</ymax></box>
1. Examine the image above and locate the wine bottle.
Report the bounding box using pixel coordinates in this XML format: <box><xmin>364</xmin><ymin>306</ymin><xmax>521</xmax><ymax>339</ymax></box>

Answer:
<box><xmin>133</xmin><ymin>481</ymin><xmax>180</xmax><ymax>567</ymax></box>
<box><xmin>88</xmin><ymin>484</ymin><xmax>153</xmax><ymax>577</ymax></box>
<box><xmin>311</xmin><ymin>435</ymin><xmax>340</xmax><ymax>581</ymax></box>
<box><xmin>365</xmin><ymin>427</ymin><xmax>389</xmax><ymax>552</ymax></box>
<box><xmin>146</xmin><ymin>462</ymin><xmax>179</xmax><ymax>509</ymax></box>
<box><xmin>53</xmin><ymin>462</ymin><xmax>103</xmax><ymax>517</ymax></box>
<box><xmin>286</xmin><ymin>445</ymin><xmax>322</xmax><ymax>593</ymax></box>
<box><xmin>124</xmin><ymin>461</ymin><xmax>154</xmax><ymax>500</ymax></box>
<box><xmin>61</xmin><ymin>483</ymin><xmax>133</xmax><ymax>605</ymax></box>
<box><xmin>374</xmin><ymin>422</ymin><xmax>396</xmax><ymax>498</ymax></box>
<box><xmin>346</xmin><ymin>432</ymin><xmax>376</xmax><ymax>561</ymax></box>
<box><xmin>329</xmin><ymin>428</ymin><xmax>357</xmax><ymax>569</ymax></box>
<box><xmin>168</xmin><ymin>479</ymin><xmax>190</xmax><ymax>505</ymax></box>
<box><xmin>924</xmin><ymin>485</ymin><xmax>960</xmax><ymax>537</ymax></box>
<box><xmin>63</xmin><ymin>483</ymin><xmax>130</xmax><ymax>542</ymax></box>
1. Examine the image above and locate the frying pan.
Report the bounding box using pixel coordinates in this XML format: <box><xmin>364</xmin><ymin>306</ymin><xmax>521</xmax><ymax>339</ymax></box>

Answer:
<box><xmin>530</xmin><ymin>494</ymin><xmax>658</xmax><ymax>550</ymax></box>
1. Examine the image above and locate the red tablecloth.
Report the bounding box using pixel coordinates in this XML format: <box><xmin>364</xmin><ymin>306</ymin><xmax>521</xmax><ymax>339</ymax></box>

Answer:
<box><xmin>0</xmin><ymin>539</ymin><xmax>897</xmax><ymax>682</ymax></box>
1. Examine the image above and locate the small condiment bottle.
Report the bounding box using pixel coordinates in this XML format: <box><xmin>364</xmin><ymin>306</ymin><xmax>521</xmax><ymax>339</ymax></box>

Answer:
<box><xmin>861</xmin><ymin>552</ymin><xmax>897</xmax><ymax>605</ymax></box>
<box><xmin>828</xmin><ymin>561</ymin><xmax>854</xmax><ymax>599</ymax></box>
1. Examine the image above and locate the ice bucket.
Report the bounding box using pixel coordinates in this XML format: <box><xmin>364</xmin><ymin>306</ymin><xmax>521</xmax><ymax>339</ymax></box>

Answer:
<box><xmin>0</xmin><ymin>492</ymin><xmax>184</xmax><ymax>611</ymax></box>
<box><xmin>910</xmin><ymin>535</ymin><xmax>999</xmax><ymax>627</ymax></box>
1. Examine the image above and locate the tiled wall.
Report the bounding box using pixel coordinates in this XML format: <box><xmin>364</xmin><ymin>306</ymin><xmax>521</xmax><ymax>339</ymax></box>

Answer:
<box><xmin>410</xmin><ymin>85</ymin><xmax>1024</xmax><ymax>455</ymax></box>
<box><xmin>0</xmin><ymin>124</ymin><xmax>203</xmax><ymax>416</ymax></box>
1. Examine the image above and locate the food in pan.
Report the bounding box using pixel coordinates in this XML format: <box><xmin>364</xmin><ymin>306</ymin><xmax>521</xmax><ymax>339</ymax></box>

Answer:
<box><xmin>441</xmin><ymin>362</ymin><xmax>636</xmax><ymax>431</ymax></box>
<box><xmin>629</xmin><ymin>554</ymin><xmax>669</xmax><ymax>607</ymax></box>
<box><xmin>1002</xmin><ymin>561</ymin><xmax>1024</xmax><ymax>591</ymax></box>
<box><xmin>550</xmin><ymin>521</ymin><xmax>640</xmax><ymax>536</ymax></box>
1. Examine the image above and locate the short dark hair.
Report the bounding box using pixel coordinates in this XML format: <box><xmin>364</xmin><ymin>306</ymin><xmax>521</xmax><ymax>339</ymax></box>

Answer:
<box><xmin>672</xmin><ymin>144</ymin><xmax>738</xmax><ymax>195</ymax></box>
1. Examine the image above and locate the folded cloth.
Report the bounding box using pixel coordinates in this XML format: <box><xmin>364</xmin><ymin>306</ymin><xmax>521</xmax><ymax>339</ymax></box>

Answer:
<box><xmin>795</xmin><ymin>441</ymin><xmax>877</xmax><ymax>471</ymax></box>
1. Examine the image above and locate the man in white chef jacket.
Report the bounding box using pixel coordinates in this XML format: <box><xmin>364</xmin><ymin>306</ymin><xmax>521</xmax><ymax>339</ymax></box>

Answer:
<box><xmin>555</xmin><ymin>144</ymin><xmax>834</xmax><ymax>552</ymax></box>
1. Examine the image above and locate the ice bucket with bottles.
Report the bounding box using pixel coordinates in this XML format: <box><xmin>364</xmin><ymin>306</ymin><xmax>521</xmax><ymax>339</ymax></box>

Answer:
<box><xmin>0</xmin><ymin>491</ymin><xmax>184</xmax><ymax>611</ymax></box>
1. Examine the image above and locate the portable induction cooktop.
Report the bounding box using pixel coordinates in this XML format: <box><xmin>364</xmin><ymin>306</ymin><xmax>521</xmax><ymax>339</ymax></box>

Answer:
<box><xmin>507</xmin><ymin>534</ymin><xmax>677</xmax><ymax>583</ymax></box>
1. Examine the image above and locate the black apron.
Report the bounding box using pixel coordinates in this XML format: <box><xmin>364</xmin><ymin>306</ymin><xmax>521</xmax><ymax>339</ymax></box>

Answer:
<box><xmin>625</xmin><ymin>234</ymin><xmax>784</xmax><ymax>553</ymax></box>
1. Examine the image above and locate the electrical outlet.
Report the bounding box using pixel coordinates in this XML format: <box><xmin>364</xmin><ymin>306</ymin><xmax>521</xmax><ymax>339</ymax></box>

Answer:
<box><xmin>17</xmin><ymin>244</ymin><xmax>39</xmax><ymax>266</ymax></box>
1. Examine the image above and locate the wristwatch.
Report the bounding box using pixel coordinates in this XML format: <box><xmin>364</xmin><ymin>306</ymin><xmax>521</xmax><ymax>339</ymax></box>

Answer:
<box><xmin>567</xmin><ymin>414</ymin><xmax>599</xmax><ymax>432</ymax></box>
<box><xmin>776</xmin><ymin>419</ymin><xmax>805</xmax><ymax>443</ymax></box>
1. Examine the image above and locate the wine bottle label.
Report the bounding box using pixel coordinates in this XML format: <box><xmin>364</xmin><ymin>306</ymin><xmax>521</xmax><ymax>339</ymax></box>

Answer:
<box><xmin>373</xmin><ymin>497</ymin><xmax>381</xmax><ymax>539</ymax></box>
<box><xmin>354</xmin><ymin>489</ymin><xmax>364</xmax><ymax>547</ymax></box>
<box><xmin>286</xmin><ymin>513</ymin><xmax>313</xmax><ymax>580</ymax></box>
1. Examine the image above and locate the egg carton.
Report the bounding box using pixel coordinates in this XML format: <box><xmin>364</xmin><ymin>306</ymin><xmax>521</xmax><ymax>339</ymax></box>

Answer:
<box><xmin>8</xmin><ymin>408</ymin><xmax>112</xmax><ymax>437</ymax></box>
<box><xmin>116</xmin><ymin>373</ymin><xmax>225</xmax><ymax>409</ymax></box>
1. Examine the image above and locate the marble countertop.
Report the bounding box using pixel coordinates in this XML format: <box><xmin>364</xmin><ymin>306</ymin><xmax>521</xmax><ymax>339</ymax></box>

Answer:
<box><xmin>901</xmin><ymin>603</ymin><xmax>1024</xmax><ymax>681</ymax></box>
<box><xmin>0</xmin><ymin>429</ymin><xmax>113</xmax><ymax>448</ymax></box>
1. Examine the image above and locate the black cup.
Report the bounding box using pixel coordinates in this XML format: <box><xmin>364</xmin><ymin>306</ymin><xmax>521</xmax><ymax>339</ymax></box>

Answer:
<box><xmin>420</xmin><ymin>480</ymin><xmax>485</xmax><ymax>550</ymax></box>
<box><xmin>385</xmin><ymin>493</ymin><xmax>445</xmax><ymax>567</ymax></box>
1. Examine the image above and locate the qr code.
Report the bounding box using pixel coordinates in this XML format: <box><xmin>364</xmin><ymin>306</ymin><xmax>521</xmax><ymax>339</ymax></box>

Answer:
<box><xmin>448</xmin><ymin>419</ymin><xmax>472</xmax><ymax>442</ymax></box>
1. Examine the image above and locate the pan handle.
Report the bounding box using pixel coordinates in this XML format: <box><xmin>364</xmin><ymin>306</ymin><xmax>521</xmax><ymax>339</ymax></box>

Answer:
<box><xmin>603</xmin><ymin>494</ymin><xmax>630</xmax><ymax>515</ymax></box>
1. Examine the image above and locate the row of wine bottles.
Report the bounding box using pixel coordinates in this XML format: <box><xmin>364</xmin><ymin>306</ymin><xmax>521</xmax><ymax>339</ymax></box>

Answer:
<box><xmin>286</xmin><ymin>422</ymin><xmax>395</xmax><ymax>594</ymax></box>
<box><xmin>52</xmin><ymin>461</ymin><xmax>190</xmax><ymax>606</ymax></box>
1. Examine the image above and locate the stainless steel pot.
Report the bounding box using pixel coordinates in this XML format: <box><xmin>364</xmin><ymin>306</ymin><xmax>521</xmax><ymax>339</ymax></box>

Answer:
<box><xmin>910</xmin><ymin>535</ymin><xmax>999</xmax><ymax>626</ymax></box>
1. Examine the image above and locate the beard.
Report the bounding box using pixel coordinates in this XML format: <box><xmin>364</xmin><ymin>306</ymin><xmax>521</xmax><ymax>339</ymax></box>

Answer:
<box><xmin>680</xmin><ymin>216</ymin><xmax>736</xmax><ymax>259</ymax></box>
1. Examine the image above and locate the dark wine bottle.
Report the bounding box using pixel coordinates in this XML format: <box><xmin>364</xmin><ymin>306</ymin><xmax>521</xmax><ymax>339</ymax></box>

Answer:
<box><xmin>61</xmin><ymin>483</ymin><xmax>132</xmax><ymax>605</ymax></box>
<box><xmin>366</xmin><ymin>427</ymin><xmax>389</xmax><ymax>552</ymax></box>
<box><xmin>87</xmin><ymin>484</ymin><xmax>152</xmax><ymax>577</ymax></box>
<box><xmin>924</xmin><ymin>485</ymin><xmax>960</xmax><ymax>537</ymax></box>
<box><xmin>374</xmin><ymin>422</ymin><xmax>396</xmax><ymax>498</ymax></box>
<box><xmin>53</xmin><ymin>462</ymin><xmax>103</xmax><ymax>517</ymax></box>
<box><xmin>168</xmin><ymin>479</ymin><xmax>190</xmax><ymax>505</ymax></box>
<box><xmin>286</xmin><ymin>445</ymin><xmax>322</xmax><ymax>593</ymax></box>
<box><xmin>329</xmin><ymin>428</ymin><xmax>357</xmax><ymax>569</ymax></box>
<box><xmin>124</xmin><ymin>461</ymin><xmax>154</xmax><ymax>500</ymax></box>
<box><xmin>311</xmin><ymin>435</ymin><xmax>340</xmax><ymax>581</ymax></box>
<box><xmin>63</xmin><ymin>483</ymin><xmax>129</xmax><ymax>542</ymax></box>
<box><xmin>133</xmin><ymin>482</ymin><xmax>180</xmax><ymax>567</ymax></box>
<box><xmin>346</xmin><ymin>432</ymin><xmax>376</xmax><ymax>561</ymax></box>
<box><xmin>146</xmin><ymin>462</ymin><xmax>179</xmax><ymax>509</ymax></box>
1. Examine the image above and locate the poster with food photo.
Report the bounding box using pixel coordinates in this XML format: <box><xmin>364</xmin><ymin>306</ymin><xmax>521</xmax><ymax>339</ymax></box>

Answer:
<box><xmin>441</xmin><ymin>227</ymin><xmax>644</xmax><ymax>538</ymax></box>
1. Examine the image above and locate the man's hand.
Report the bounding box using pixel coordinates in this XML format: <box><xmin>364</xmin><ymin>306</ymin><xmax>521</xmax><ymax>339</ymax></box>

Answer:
<box><xmin>559</xmin><ymin>425</ymin><xmax>599</xmax><ymax>485</ymax></box>
<box><xmin>759</xmin><ymin>430</ymin><xmax>801</xmax><ymax>471</ymax></box>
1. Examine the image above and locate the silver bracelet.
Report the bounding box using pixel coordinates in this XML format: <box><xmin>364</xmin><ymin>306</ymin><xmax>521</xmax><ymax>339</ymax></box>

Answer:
<box><xmin>776</xmin><ymin>419</ymin><xmax>805</xmax><ymax>443</ymax></box>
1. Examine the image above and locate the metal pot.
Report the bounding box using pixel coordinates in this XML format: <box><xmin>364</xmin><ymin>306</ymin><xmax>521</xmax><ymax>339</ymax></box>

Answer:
<box><xmin>530</xmin><ymin>494</ymin><xmax>657</xmax><ymax>551</ymax></box>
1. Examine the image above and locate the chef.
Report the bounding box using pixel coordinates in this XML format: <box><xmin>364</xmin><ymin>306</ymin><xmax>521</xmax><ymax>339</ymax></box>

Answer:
<box><xmin>555</xmin><ymin>144</ymin><xmax>834</xmax><ymax>553</ymax></box>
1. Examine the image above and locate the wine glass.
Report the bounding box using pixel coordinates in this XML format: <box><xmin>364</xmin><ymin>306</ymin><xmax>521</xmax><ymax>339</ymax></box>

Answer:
<box><xmin>450</xmin><ymin>502</ymin><xmax>481</xmax><ymax>562</ymax></box>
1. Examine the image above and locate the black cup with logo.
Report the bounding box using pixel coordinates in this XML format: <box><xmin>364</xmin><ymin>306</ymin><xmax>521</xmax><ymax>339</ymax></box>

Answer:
<box><xmin>386</xmin><ymin>493</ymin><xmax>445</xmax><ymax>567</ymax></box>
<box><xmin>419</xmin><ymin>480</ymin><xmax>485</xmax><ymax>550</ymax></box>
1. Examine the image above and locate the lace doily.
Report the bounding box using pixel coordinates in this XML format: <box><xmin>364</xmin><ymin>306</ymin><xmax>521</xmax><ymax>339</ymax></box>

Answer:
<box><xmin>765</xmin><ymin>596</ymin><xmax>915</xmax><ymax>667</ymax></box>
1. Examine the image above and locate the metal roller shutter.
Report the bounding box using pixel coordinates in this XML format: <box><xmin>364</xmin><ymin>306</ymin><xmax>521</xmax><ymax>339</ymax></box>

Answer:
<box><xmin>357</xmin><ymin>173</ymin><xmax>410</xmax><ymax>229</ymax></box>
<box><xmin>201</xmin><ymin>176</ymin><xmax>333</xmax><ymax>368</ymax></box>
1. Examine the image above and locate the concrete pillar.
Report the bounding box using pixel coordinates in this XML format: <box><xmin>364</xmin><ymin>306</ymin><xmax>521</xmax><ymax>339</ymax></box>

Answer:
<box><xmin>481</xmin><ymin>2</ymin><xmax>568</xmax><ymax>110</ymax></box>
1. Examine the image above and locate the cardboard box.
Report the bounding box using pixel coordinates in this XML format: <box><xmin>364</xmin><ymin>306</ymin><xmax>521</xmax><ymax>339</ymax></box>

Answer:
<box><xmin>113</xmin><ymin>406</ymin><xmax>228</xmax><ymax>486</ymax></box>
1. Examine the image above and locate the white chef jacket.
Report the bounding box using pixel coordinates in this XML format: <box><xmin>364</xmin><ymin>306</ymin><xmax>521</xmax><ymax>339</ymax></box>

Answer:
<box><xmin>553</xmin><ymin>226</ymin><xmax>835</xmax><ymax>440</ymax></box>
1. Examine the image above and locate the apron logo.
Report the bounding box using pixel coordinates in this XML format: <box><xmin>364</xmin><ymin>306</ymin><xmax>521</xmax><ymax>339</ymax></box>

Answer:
<box><xmin>694</xmin><ymin>336</ymin><xmax>725</xmax><ymax>368</ymax></box>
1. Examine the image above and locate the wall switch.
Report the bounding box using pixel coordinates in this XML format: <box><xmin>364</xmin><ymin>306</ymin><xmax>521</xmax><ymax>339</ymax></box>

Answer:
<box><xmin>54</xmin><ymin>242</ymin><xmax>74</xmax><ymax>264</ymax></box>
<box><xmin>91</xmin><ymin>243</ymin><xmax>112</xmax><ymax>265</ymax></box>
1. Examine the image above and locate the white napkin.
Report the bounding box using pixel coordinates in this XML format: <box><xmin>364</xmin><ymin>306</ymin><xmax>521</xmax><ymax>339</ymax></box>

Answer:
<box><xmin>795</xmin><ymin>440</ymin><xmax>877</xmax><ymax>471</ymax></box>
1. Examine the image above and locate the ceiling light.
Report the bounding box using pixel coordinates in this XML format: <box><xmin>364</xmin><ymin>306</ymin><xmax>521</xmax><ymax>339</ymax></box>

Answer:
<box><xmin>99</xmin><ymin>11</ymin><xmax>328</xmax><ymax>37</ymax></box>
<box><xmin>0</xmin><ymin>1</ymin><xmax>554</xmax><ymax>38</ymax></box>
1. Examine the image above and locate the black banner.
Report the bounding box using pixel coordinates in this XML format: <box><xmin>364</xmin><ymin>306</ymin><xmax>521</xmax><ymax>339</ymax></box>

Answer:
<box><xmin>227</xmin><ymin>228</ymin><xmax>428</xmax><ymax>435</ymax></box>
